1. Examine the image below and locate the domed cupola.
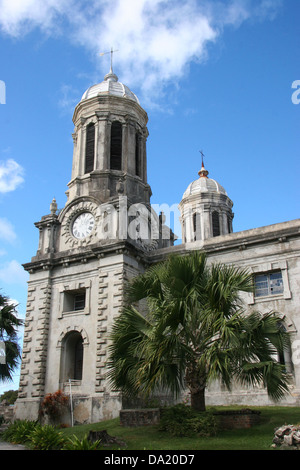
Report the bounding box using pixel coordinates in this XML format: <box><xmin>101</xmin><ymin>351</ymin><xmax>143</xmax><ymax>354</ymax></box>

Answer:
<box><xmin>81</xmin><ymin>69</ymin><xmax>140</xmax><ymax>104</ymax></box>
<box><xmin>178</xmin><ymin>156</ymin><xmax>234</xmax><ymax>243</ymax></box>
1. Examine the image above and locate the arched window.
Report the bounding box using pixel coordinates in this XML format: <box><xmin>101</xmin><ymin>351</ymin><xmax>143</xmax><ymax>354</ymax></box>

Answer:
<box><xmin>85</xmin><ymin>123</ymin><xmax>95</xmax><ymax>174</ymax></box>
<box><xmin>227</xmin><ymin>216</ymin><xmax>232</xmax><ymax>234</ymax></box>
<box><xmin>110</xmin><ymin>121</ymin><xmax>122</xmax><ymax>170</ymax></box>
<box><xmin>212</xmin><ymin>211</ymin><xmax>220</xmax><ymax>237</ymax></box>
<box><xmin>60</xmin><ymin>331</ymin><xmax>84</xmax><ymax>382</ymax></box>
<box><xmin>193</xmin><ymin>212</ymin><xmax>201</xmax><ymax>241</ymax></box>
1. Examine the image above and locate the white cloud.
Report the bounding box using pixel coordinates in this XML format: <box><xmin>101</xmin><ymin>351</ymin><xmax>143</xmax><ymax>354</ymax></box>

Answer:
<box><xmin>0</xmin><ymin>0</ymin><xmax>283</xmax><ymax>102</ymax></box>
<box><xmin>0</xmin><ymin>159</ymin><xmax>24</xmax><ymax>193</ymax></box>
<box><xmin>0</xmin><ymin>0</ymin><xmax>71</xmax><ymax>37</ymax></box>
<box><xmin>0</xmin><ymin>260</ymin><xmax>28</xmax><ymax>285</ymax></box>
<box><xmin>0</xmin><ymin>217</ymin><xmax>17</xmax><ymax>242</ymax></box>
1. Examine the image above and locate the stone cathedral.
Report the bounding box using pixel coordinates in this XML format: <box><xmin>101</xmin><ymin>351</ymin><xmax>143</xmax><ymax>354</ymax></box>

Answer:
<box><xmin>14</xmin><ymin>66</ymin><xmax>300</xmax><ymax>424</ymax></box>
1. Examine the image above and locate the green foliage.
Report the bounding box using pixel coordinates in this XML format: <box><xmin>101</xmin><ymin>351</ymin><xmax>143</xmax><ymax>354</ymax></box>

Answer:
<box><xmin>0</xmin><ymin>293</ymin><xmax>24</xmax><ymax>383</ymax></box>
<box><xmin>159</xmin><ymin>404</ymin><xmax>218</xmax><ymax>437</ymax></box>
<box><xmin>29</xmin><ymin>424</ymin><xmax>66</xmax><ymax>450</ymax></box>
<box><xmin>1</xmin><ymin>419</ymin><xmax>39</xmax><ymax>444</ymax></box>
<box><xmin>1</xmin><ymin>420</ymin><xmax>101</xmax><ymax>450</ymax></box>
<box><xmin>63</xmin><ymin>434</ymin><xmax>102</xmax><ymax>450</ymax></box>
<box><xmin>0</xmin><ymin>389</ymin><xmax>18</xmax><ymax>404</ymax></box>
<box><xmin>108</xmin><ymin>251</ymin><xmax>291</xmax><ymax>411</ymax></box>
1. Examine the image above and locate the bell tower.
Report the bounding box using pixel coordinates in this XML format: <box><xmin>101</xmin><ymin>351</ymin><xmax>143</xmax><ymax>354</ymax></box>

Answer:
<box><xmin>67</xmin><ymin>68</ymin><xmax>151</xmax><ymax>206</ymax></box>
<box><xmin>15</xmin><ymin>66</ymin><xmax>172</xmax><ymax>424</ymax></box>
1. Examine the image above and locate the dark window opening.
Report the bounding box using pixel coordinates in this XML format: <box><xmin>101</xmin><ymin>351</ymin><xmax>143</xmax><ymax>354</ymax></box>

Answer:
<box><xmin>212</xmin><ymin>211</ymin><xmax>220</xmax><ymax>237</ymax></box>
<box><xmin>60</xmin><ymin>331</ymin><xmax>84</xmax><ymax>383</ymax></box>
<box><xmin>193</xmin><ymin>212</ymin><xmax>201</xmax><ymax>241</ymax></box>
<box><xmin>85</xmin><ymin>123</ymin><xmax>95</xmax><ymax>174</ymax></box>
<box><xmin>110</xmin><ymin>121</ymin><xmax>122</xmax><ymax>170</ymax></box>
<box><xmin>74</xmin><ymin>336</ymin><xmax>83</xmax><ymax>380</ymax></box>
<box><xmin>227</xmin><ymin>216</ymin><xmax>232</xmax><ymax>234</ymax></box>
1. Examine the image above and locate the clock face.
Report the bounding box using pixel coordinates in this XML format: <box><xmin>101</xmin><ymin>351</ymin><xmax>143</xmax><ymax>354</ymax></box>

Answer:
<box><xmin>72</xmin><ymin>212</ymin><xmax>95</xmax><ymax>239</ymax></box>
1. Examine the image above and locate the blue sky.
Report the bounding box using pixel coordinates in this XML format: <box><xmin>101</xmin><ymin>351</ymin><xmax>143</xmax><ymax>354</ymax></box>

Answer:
<box><xmin>0</xmin><ymin>0</ymin><xmax>299</xmax><ymax>393</ymax></box>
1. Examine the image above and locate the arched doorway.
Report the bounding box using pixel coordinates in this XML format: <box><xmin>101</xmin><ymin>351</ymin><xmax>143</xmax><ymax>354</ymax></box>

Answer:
<box><xmin>60</xmin><ymin>331</ymin><xmax>84</xmax><ymax>383</ymax></box>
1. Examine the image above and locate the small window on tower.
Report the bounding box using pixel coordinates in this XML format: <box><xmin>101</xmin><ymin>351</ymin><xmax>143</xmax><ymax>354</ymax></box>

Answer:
<box><xmin>193</xmin><ymin>212</ymin><xmax>201</xmax><ymax>241</ymax></box>
<box><xmin>110</xmin><ymin>121</ymin><xmax>122</xmax><ymax>170</ymax></box>
<box><xmin>212</xmin><ymin>211</ymin><xmax>220</xmax><ymax>237</ymax></box>
<box><xmin>85</xmin><ymin>123</ymin><xmax>95</xmax><ymax>173</ymax></box>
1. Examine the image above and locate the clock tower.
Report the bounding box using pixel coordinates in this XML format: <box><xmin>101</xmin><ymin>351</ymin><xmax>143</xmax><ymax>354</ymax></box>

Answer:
<box><xmin>14</xmin><ymin>67</ymin><xmax>174</xmax><ymax>423</ymax></box>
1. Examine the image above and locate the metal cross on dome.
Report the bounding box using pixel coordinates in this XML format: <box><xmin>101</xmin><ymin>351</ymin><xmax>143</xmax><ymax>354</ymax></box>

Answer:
<box><xmin>199</xmin><ymin>150</ymin><xmax>205</xmax><ymax>167</ymax></box>
<box><xmin>100</xmin><ymin>47</ymin><xmax>119</xmax><ymax>73</ymax></box>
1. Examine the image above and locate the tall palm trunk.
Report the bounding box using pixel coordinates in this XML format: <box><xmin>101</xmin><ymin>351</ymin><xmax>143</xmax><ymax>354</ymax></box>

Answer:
<box><xmin>190</xmin><ymin>388</ymin><xmax>206</xmax><ymax>412</ymax></box>
<box><xmin>185</xmin><ymin>363</ymin><xmax>207</xmax><ymax>412</ymax></box>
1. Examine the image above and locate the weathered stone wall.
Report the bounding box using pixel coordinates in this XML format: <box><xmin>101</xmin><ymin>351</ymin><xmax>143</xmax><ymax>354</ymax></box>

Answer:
<box><xmin>120</xmin><ymin>409</ymin><xmax>161</xmax><ymax>427</ymax></box>
<box><xmin>213</xmin><ymin>409</ymin><xmax>261</xmax><ymax>430</ymax></box>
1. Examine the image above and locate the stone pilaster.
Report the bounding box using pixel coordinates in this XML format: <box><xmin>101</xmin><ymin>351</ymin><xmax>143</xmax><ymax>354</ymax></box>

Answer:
<box><xmin>31</xmin><ymin>280</ymin><xmax>52</xmax><ymax>398</ymax></box>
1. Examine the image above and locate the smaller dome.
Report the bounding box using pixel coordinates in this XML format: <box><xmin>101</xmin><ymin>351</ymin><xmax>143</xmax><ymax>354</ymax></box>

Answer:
<box><xmin>182</xmin><ymin>177</ymin><xmax>227</xmax><ymax>199</ymax></box>
<box><xmin>81</xmin><ymin>69</ymin><xmax>140</xmax><ymax>104</ymax></box>
<box><xmin>182</xmin><ymin>162</ymin><xmax>227</xmax><ymax>199</ymax></box>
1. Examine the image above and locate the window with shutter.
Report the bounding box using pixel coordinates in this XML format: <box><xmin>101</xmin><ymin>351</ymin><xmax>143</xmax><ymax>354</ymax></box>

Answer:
<box><xmin>85</xmin><ymin>123</ymin><xmax>95</xmax><ymax>173</ymax></box>
<box><xmin>212</xmin><ymin>211</ymin><xmax>220</xmax><ymax>237</ymax></box>
<box><xmin>193</xmin><ymin>212</ymin><xmax>201</xmax><ymax>241</ymax></box>
<box><xmin>110</xmin><ymin>121</ymin><xmax>122</xmax><ymax>170</ymax></box>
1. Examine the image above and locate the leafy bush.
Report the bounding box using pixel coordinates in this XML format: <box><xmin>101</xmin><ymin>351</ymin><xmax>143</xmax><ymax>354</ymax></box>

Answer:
<box><xmin>1</xmin><ymin>420</ymin><xmax>38</xmax><ymax>444</ymax></box>
<box><xmin>29</xmin><ymin>424</ymin><xmax>66</xmax><ymax>450</ymax></box>
<box><xmin>159</xmin><ymin>404</ymin><xmax>218</xmax><ymax>437</ymax></box>
<box><xmin>63</xmin><ymin>434</ymin><xmax>102</xmax><ymax>450</ymax></box>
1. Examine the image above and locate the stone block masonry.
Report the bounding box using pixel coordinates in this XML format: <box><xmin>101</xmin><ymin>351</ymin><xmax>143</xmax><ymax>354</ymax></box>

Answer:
<box><xmin>213</xmin><ymin>409</ymin><xmax>261</xmax><ymax>430</ymax></box>
<box><xmin>120</xmin><ymin>409</ymin><xmax>161</xmax><ymax>427</ymax></box>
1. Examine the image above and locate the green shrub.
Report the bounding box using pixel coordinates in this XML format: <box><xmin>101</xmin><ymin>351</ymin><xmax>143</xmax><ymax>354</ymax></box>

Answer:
<box><xmin>1</xmin><ymin>420</ymin><xmax>38</xmax><ymax>444</ymax></box>
<box><xmin>29</xmin><ymin>424</ymin><xmax>66</xmax><ymax>450</ymax></box>
<box><xmin>159</xmin><ymin>404</ymin><xmax>218</xmax><ymax>437</ymax></box>
<box><xmin>63</xmin><ymin>434</ymin><xmax>102</xmax><ymax>450</ymax></box>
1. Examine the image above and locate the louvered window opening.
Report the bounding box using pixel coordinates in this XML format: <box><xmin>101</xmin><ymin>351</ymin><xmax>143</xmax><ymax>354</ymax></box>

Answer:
<box><xmin>193</xmin><ymin>212</ymin><xmax>201</xmax><ymax>241</ymax></box>
<box><xmin>110</xmin><ymin>121</ymin><xmax>122</xmax><ymax>170</ymax></box>
<box><xmin>85</xmin><ymin>123</ymin><xmax>95</xmax><ymax>174</ymax></box>
<box><xmin>212</xmin><ymin>211</ymin><xmax>220</xmax><ymax>237</ymax></box>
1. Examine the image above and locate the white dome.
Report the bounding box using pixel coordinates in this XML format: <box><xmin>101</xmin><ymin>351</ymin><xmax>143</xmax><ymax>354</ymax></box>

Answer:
<box><xmin>182</xmin><ymin>164</ymin><xmax>227</xmax><ymax>199</ymax></box>
<box><xmin>182</xmin><ymin>177</ymin><xmax>227</xmax><ymax>199</ymax></box>
<box><xmin>81</xmin><ymin>70</ymin><xmax>139</xmax><ymax>104</ymax></box>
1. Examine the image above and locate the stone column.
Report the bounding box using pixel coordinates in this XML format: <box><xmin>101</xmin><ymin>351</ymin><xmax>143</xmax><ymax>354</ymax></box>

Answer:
<box><xmin>97</xmin><ymin>117</ymin><xmax>109</xmax><ymax>171</ymax></box>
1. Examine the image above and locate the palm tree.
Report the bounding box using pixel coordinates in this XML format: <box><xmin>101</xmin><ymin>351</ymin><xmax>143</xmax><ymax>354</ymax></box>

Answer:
<box><xmin>0</xmin><ymin>293</ymin><xmax>23</xmax><ymax>382</ymax></box>
<box><xmin>107</xmin><ymin>252</ymin><xmax>291</xmax><ymax>411</ymax></box>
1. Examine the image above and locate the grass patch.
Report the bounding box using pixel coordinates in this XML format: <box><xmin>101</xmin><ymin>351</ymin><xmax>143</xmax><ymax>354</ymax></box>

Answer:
<box><xmin>59</xmin><ymin>406</ymin><xmax>300</xmax><ymax>451</ymax></box>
